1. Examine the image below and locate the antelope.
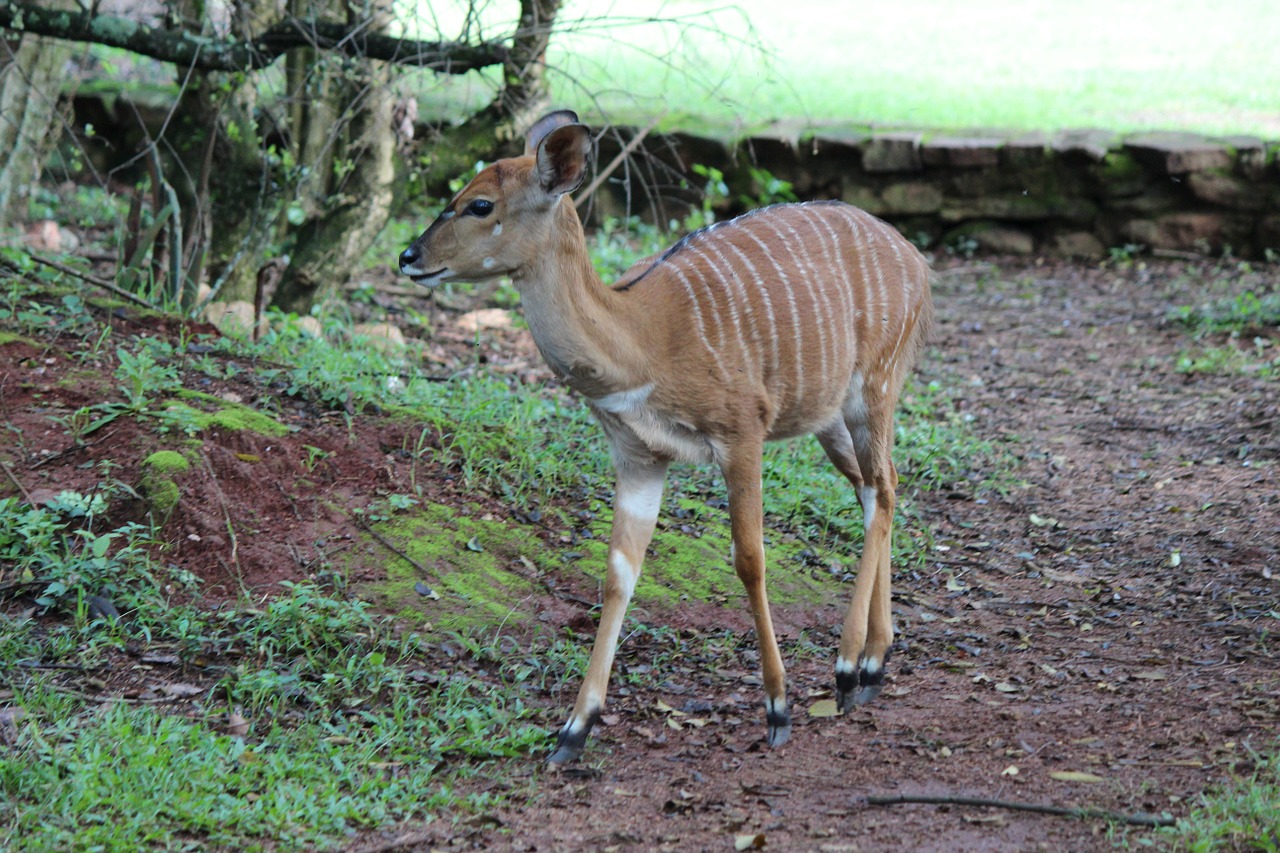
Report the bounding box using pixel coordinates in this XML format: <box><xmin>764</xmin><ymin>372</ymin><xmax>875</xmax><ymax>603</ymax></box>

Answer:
<box><xmin>399</xmin><ymin>111</ymin><xmax>934</xmax><ymax>765</ymax></box>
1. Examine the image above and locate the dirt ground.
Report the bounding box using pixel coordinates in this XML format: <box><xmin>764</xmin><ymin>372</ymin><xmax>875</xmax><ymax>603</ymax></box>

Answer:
<box><xmin>3</xmin><ymin>254</ymin><xmax>1277</xmax><ymax>851</ymax></box>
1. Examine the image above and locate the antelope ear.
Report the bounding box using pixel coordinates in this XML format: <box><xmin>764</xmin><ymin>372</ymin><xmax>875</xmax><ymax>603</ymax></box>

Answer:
<box><xmin>523</xmin><ymin>110</ymin><xmax>582</xmax><ymax>156</ymax></box>
<box><xmin>534</xmin><ymin>121</ymin><xmax>592</xmax><ymax>198</ymax></box>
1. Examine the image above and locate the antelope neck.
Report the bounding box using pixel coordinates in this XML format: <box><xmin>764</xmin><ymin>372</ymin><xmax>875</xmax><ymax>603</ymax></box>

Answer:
<box><xmin>511</xmin><ymin>201</ymin><xmax>645</xmax><ymax>398</ymax></box>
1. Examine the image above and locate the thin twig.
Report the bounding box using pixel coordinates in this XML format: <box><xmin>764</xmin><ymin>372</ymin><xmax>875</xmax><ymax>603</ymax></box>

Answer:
<box><xmin>863</xmin><ymin>793</ymin><xmax>1176</xmax><ymax>828</ymax></box>
<box><xmin>21</xmin><ymin>252</ymin><xmax>154</xmax><ymax>308</ymax></box>
<box><xmin>350</xmin><ymin>831</ymin><xmax>437</xmax><ymax>853</ymax></box>
<box><xmin>353</xmin><ymin>514</ymin><xmax>433</xmax><ymax>583</ymax></box>
<box><xmin>199</xmin><ymin>451</ymin><xmax>240</xmax><ymax>577</ymax></box>
<box><xmin>0</xmin><ymin>459</ymin><xmax>35</xmax><ymax>505</ymax></box>
<box><xmin>576</xmin><ymin>114</ymin><xmax>665</xmax><ymax>210</ymax></box>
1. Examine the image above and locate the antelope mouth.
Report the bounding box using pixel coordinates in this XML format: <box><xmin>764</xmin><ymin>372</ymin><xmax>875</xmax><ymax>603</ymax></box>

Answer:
<box><xmin>406</xmin><ymin>268</ymin><xmax>448</xmax><ymax>287</ymax></box>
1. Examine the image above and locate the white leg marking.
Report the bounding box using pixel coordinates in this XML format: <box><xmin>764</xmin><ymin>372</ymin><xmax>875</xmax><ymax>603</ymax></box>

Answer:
<box><xmin>608</xmin><ymin>551</ymin><xmax>640</xmax><ymax>600</ymax></box>
<box><xmin>835</xmin><ymin>655</ymin><xmax>856</xmax><ymax>675</ymax></box>
<box><xmin>616</xmin><ymin>476</ymin><xmax>663</xmax><ymax>525</ymax></box>
<box><xmin>860</xmin><ymin>485</ymin><xmax>878</xmax><ymax>531</ymax></box>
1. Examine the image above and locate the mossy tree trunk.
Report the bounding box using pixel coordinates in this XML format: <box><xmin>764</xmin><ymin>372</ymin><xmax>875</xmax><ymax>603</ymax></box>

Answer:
<box><xmin>0</xmin><ymin>1</ymin><xmax>73</xmax><ymax>229</ymax></box>
<box><xmin>271</xmin><ymin>0</ymin><xmax>397</xmax><ymax>315</ymax></box>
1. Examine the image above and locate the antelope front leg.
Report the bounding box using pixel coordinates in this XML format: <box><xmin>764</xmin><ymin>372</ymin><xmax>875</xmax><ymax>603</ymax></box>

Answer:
<box><xmin>723</xmin><ymin>443</ymin><xmax>791</xmax><ymax>748</ymax></box>
<box><xmin>548</xmin><ymin>457</ymin><xmax>668</xmax><ymax>765</ymax></box>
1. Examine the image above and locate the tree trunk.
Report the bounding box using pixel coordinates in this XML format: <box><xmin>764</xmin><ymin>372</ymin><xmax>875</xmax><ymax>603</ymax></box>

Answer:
<box><xmin>0</xmin><ymin>7</ymin><xmax>72</xmax><ymax>229</ymax></box>
<box><xmin>271</xmin><ymin>0</ymin><xmax>397</xmax><ymax>315</ymax></box>
<box><xmin>498</xmin><ymin>0</ymin><xmax>563</xmax><ymax>126</ymax></box>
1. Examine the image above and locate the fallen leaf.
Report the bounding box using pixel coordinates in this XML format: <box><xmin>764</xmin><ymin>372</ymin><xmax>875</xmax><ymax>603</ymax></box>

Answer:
<box><xmin>227</xmin><ymin>711</ymin><xmax>250</xmax><ymax>737</ymax></box>
<box><xmin>159</xmin><ymin>683</ymin><xmax>203</xmax><ymax>698</ymax></box>
<box><xmin>994</xmin><ymin>682</ymin><xmax>1019</xmax><ymax>693</ymax></box>
<box><xmin>140</xmin><ymin>652</ymin><xmax>180</xmax><ymax>665</ymax></box>
<box><xmin>1050</xmin><ymin>770</ymin><xmax>1105</xmax><ymax>783</ymax></box>
<box><xmin>808</xmin><ymin>699</ymin><xmax>840</xmax><ymax>718</ymax></box>
<box><xmin>465</xmin><ymin>536</ymin><xmax>484</xmax><ymax>553</ymax></box>
<box><xmin>946</xmin><ymin>575</ymin><xmax>969</xmax><ymax>592</ymax></box>
<box><xmin>1132</xmin><ymin>670</ymin><xmax>1168</xmax><ymax>680</ymax></box>
<box><xmin>1001</xmin><ymin>765</ymin><xmax>1019</xmax><ymax>776</ymax></box>
<box><xmin>734</xmin><ymin>833</ymin><xmax>766</xmax><ymax>850</ymax></box>
<box><xmin>656</xmin><ymin>699</ymin><xmax>686</xmax><ymax>716</ymax></box>
<box><xmin>413</xmin><ymin>581</ymin><xmax>439</xmax><ymax>599</ymax></box>
<box><xmin>1029</xmin><ymin>513</ymin><xmax>1062</xmax><ymax>528</ymax></box>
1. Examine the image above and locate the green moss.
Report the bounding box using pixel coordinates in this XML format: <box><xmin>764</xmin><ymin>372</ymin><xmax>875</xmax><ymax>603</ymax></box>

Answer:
<box><xmin>357</xmin><ymin>503</ymin><xmax>546</xmax><ymax>632</ymax></box>
<box><xmin>1099</xmin><ymin>152</ymin><xmax>1144</xmax><ymax>182</ymax></box>
<box><xmin>139</xmin><ymin>450</ymin><xmax>192</xmax><ymax>520</ymax></box>
<box><xmin>142</xmin><ymin>450</ymin><xmax>190</xmax><ymax>475</ymax></box>
<box><xmin>583</xmin><ymin>500</ymin><xmax>835</xmax><ymax>609</ymax></box>
<box><xmin>0</xmin><ymin>331</ymin><xmax>35</xmax><ymax>347</ymax></box>
<box><xmin>166</xmin><ymin>391</ymin><xmax>290</xmax><ymax>437</ymax></box>
<box><xmin>357</xmin><ymin>493</ymin><xmax>848</xmax><ymax>634</ymax></box>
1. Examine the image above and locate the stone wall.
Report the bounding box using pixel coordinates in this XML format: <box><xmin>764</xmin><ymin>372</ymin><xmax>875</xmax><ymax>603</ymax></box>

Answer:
<box><xmin>592</xmin><ymin>127</ymin><xmax>1280</xmax><ymax>259</ymax></box>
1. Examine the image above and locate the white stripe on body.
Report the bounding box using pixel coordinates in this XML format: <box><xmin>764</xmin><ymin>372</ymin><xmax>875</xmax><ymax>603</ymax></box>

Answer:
<box><xmin>670</xmin><ymin>264</ymin><xmax>732</xmax><ymax>383</ymax></box>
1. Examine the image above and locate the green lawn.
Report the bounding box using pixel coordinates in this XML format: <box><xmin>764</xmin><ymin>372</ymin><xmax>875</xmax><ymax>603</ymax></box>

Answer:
<box><xmin>401</xmin><ymin>0</ymin><xmax>1280</xmax><ymax>137</ymax></box>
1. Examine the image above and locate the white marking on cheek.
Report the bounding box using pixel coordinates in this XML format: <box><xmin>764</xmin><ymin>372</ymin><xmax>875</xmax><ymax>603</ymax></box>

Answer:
<box><xmin>492</xmin><ymin>222</ymin><xmax>503</xmax><ymax>236</ymax></box>
<box><xmin>483</xmin><ymin>257</ymin><xmax>496</xmax><ymax>269</ymax></box>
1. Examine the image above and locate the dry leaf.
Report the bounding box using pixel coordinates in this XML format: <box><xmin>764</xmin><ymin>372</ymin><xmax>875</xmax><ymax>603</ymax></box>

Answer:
<box><xmin>808</xmin><ymin>699</ymin><xmax>840</xmax><ymax>718</ymax></box>
<box><xmin>159</xmin><ymin>683</ymin><xmax>203</xmax><ymax>698</ymax></box>
<box><xmin>734</xmin><ymin>833</ymin><xmax>766</xmax><ymax>850</ymax></box>
<box><xmin>994</xmin><ymin>682</ymin><xmax>1019</xmax><ymax>693</ymax></box>
<box><xmin>1001</xmin><ymin>765</ymin><xmax>1019</xmax><ymax>776</ymax></box>
<box><xmin>1050</xmin><ymin>770</ymin><xmax>1105</xmax><ymax>783</ymax></box>
<box><xmin>227</xmin><ymin>711</ymin><xmax>249</xmax><ymax>737</ymax></box>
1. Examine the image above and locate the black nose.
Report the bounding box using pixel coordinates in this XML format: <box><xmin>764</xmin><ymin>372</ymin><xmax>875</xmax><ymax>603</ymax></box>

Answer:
<box><xmin>398</xmin><ymin>245</ymin><xmax>419</xmax><ymax>270</ymax></box>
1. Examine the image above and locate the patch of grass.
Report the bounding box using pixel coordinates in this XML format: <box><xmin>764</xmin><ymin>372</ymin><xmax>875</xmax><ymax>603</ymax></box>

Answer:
<box><xmin>1165</xmin><ymin>746</ymin><xmax>1280</xmax><ymax>852</ymax></box>
<box><xmin>1175</xmin><ymin>341</ymin><xmax>1279</xmax><ymax>378</ymax></box>
<box><xmin>1169</xmin><ymin>287</ymin><xmax>1280</xmax><ymax>378</ymax></box>
<box><xmin>0</xmin><ymin>488</ymin><xmax>183</xmax><ymax>619</ymax></box>
<box><xmin>0</xmin><ymin>580</ymin><xmax>547</xmax><ymax>852</ymax></box>
<box><xmin>1170</xmin><ymin>290</ymin><xmax>1280</xmax><ymax>336</ymax></box>
<box><xmin>404</xmin><ymin>0</ymin><xmax>1280</xmax><ymax>137</ymax></box>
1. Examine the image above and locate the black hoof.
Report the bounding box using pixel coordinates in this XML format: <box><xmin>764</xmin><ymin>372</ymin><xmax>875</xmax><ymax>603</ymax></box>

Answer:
<box><xmin>766</xmin><ymin>702</ymin><xmax>791</xmax><ymax>747</ymax></box>
<box><xmin>547</xmin><ymin>712</ymin><xmax>598</xmax><ymax>766</ymax></box>
<box><xmin>546</xmin><ymin>738</ymin><xmax>585</xmax><ymax>766</ymax></box>
<box><xmin>835</xmin><ymin>651</ymin><xmax>890</xmax><ymax>712</ymax></box>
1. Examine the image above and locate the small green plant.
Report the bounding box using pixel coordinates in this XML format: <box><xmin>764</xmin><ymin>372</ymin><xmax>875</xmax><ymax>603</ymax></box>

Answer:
<box><xmin>0</xmin><ymin>490</ymin><xmax>168</xmax><ymax>617</ymax></box>
<box><xmin>1164</xmin><ymin>745</ymin><xmax>1280</xmax><ymax>851</ymax></box>
<box><xmin>1107</xmin><ymin>242</ymin><xmax>1145</xmax><ymax>265</ymax></box>
<box><xmin>1170</xmin><ymin>289</ymin><xmax>1280</xmax><ymax>335</ymax></box>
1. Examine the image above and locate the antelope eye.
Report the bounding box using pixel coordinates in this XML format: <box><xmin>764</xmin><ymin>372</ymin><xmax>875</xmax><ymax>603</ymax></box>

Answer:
<box><xmin>466</xmin><ymin>199</ymin><xmax>495</xmax><ymax>217</ymax></box>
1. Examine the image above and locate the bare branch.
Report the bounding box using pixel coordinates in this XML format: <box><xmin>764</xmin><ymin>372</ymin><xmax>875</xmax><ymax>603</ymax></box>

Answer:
<box><xmin>0</xmin><ymin>1</ymin><xmax>509</xmax><ymax>73</ymax></box>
